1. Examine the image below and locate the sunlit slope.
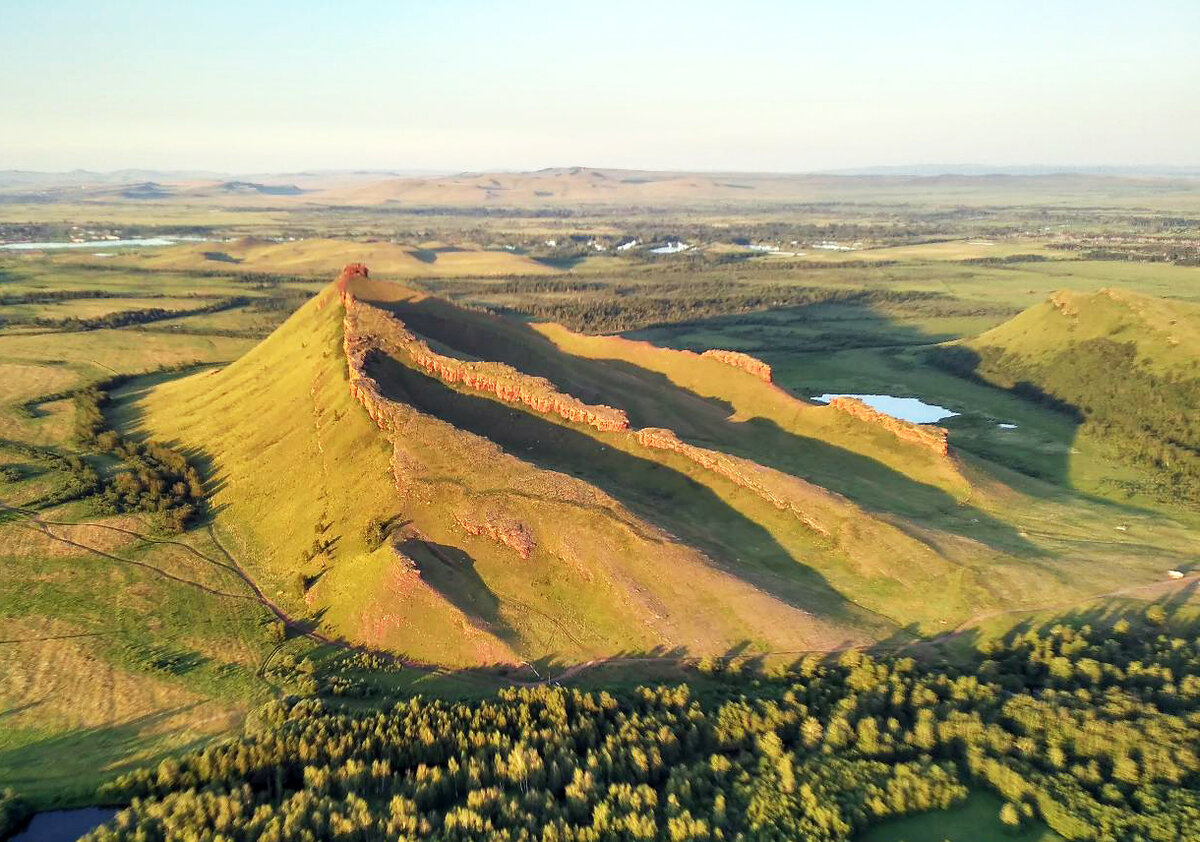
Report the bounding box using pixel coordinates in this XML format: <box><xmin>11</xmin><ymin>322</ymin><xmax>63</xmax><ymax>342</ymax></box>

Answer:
<box><xmin>344</xmin><ymin>275</ymin><xmax>1129</xmax><ymax>637</ymax></box>
<box><xmin>98</xmin><ymin>237</ymin><xmax>556</xmax><ymax>278</ymax></box>
<box><xmin>969</xmin><ymin>288</ymin><xmax>1200</xmax><ymax>375</ymax></box>
<box><xmin>348</xmin><ymin>276</ymin><xmax>971</xmax><ymax>513</ymax></box>
<box><xmin>953</xmin><ymin>288</ymin><xmax>1200</xmax><ymax>505</ymax></box>
<box><xmin>136</xmin><ymin>282</ymin><xmax>892</xmax><ymax>666</ymax></box>
<box><xmin>138</xmin><ymin>273</ymin><xmax>1200</xmax><ymax>670</ymax></box>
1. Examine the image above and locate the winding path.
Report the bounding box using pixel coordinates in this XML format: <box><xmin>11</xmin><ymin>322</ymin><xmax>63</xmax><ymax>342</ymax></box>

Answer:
<box><xmin>3</xmin><ymin>501</ymin><xmax>1197</xmax><ymax>688</ymax></box>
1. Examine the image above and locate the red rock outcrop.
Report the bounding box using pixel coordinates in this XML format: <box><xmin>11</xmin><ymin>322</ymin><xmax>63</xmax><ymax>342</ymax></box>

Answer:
<box><xmin>827</xmin><ymin>397</ymin><xmax>950</xmax><ymax>457</ymax></box>
<box><xmin>634</xmin><ymin>427</ymin><xmax>829</xmax><ymax>536</ymax></box>
<box><xmin>336</xmin><ymin>262</ymin><xmax>370</xmax><ymax>292</ymax></box>
<box><xmin>343</xmin><ymin>292</ymin><xmax>629</xmax><ymax>433</ymax></box>
<box><xmin>455</xmin><ymin>511</ymin><xmax>536</xmax><ymax>559</ymax></box>
<box><xmin>336</xmin><ymin>266</ymin><xmax>831</xmax><ymax>540</ymax></box>
<box><xmin>701</xmin><ymin>349</ymin><xmax>773</xmax><ymax>383</ymax></box>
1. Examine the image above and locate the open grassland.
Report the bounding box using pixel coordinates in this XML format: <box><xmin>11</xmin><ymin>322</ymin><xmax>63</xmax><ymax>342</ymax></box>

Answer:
<box><xmin>859</xmin><ymin>790</ymin><xmax>1063</xmax><ymax>842</ymax></box>
<box><xmin>88</xmin><ymin>237</ymin><xmax>557</xmax><ymax>278</ymax></box>
<box><xmin>0</xmin><ymin>258</ymin><xmax>306</xmax><ymax>807</ymax></box>
<box><xmin>1</xmin><ymin>181</ymin><xmax>1199</xmax><ymax>826</ymax></box>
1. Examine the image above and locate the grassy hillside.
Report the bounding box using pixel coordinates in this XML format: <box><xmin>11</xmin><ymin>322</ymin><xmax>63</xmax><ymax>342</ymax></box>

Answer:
<box><xmin>931</xmin><ymin>289</ymin><xmax>1200</xmax><ymax>504</ymax></box>
<box><xmin>135</xmin><ymin>282</ymin><xmax>891</xmax><ymax>668</ymax></box>
<box><xmin>131</xmin><ymin>271</ymin><xmax>1200</xmax><ymax>673</ymax></box>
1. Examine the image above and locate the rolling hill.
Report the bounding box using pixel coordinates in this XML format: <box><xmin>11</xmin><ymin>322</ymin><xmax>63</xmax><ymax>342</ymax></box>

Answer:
<box><xmin>934</xmin><ymin>288</ymin><xmax>1200</xmax><ymax>503</ymax></box>
<box><xmin>128</xmin><ymin>269</ymin><xmax>1200</xmax><ymax>670</ymax></box>
<box><xmin>308</xmin><ymin>167</ymin><xmax>1200</xmax><ymax>209</ymax></box>
<box><xmin>97</xmin><ymin>237</ymin><xmax>556</xmax><ymax>277</ymax></box>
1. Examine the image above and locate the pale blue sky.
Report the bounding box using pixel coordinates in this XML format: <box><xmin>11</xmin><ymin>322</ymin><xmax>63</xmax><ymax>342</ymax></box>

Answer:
<box><xmin>1</xmin><ymin>0</ymin><xmax>1197</xmax><ymax>172</ymax></box>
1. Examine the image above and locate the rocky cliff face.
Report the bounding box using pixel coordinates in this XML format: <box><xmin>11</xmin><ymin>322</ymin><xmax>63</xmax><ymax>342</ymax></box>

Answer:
<box><xmin>343</xmin><ymin>291</ymin><xmax>629</xmax><ymax>433</ymax></box>
<box><xmin>827</xmin><ymin>397</ymin><xmax>950</xmax><ymax>456</ymax></box>
<box><xmin>701</xmin><ymin>349</ymin><xmax>773</xmax><ymax>383</ymax></box>
<box><xmin>455</xmin><ymin>511</ymin><xmax>536</xmax><ymax>559</ymax></box>
<box><xmin>337</xmin><ymin>266</ymin><xmax>916</xmax><ymax>544</ymax></box>
<box><xmin>337</xmin><ymin>262</ymin><xmax>370</xmax><ymax>290</ymax></box>
<box><xmin>634</xmin><ymin>427</ymin><xmax>830</xmax><ymax>536</ymax></box>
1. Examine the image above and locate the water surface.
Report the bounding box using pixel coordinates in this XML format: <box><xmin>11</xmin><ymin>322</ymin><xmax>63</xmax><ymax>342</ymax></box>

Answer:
<box><xmin>0</xmin><ymin>238</ymin><xmax>176</xmax><ymax>251</ymax></box>
<box><xmin>11</xmin><ymin>808</ymin><xmax>118</xmax><ymax>841</ymax></box>
<box><xmin>814</xmin><ymin>393</ymin><xmax>958</xmax><ymax>424</ymax></box>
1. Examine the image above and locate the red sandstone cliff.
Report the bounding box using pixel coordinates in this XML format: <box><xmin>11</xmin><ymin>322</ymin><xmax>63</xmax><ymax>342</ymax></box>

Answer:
<box><xmin>342</xmin><ymin>292</ymin><xmax>629</xmax><ymax>434</ymax></box>
<box><xmin>701</xmin><ymin>349</ymin><xmax>773</xmax><ymax>383</ymax></box>
<box><xmin>334</xmin><ymin>265</ymin><xmax>837</xmax><ymax>542</ymax></box>
<box><xmin>455</xmin><ymin>511</ymin><xmax>536</xmax><ymax>559</ymax></box>
<box><xmin>336</xmin><ymin>262</ymin><xmax>370</xmax><ymax>291</ymax></box>
<box><xmin>827</xmin><ymin>397</ymin><xmax>950</xmax><ymax>457</ymax></box>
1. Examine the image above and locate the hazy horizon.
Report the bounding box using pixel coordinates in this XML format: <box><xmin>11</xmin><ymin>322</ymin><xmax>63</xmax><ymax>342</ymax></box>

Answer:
<box><xmin>4</xmin><ymin>163</ymin><xmax>1200</xmax><ymax>180</ymax></box>
<box><xmin>2</xmin><ymin>0</ymin><xmax>1197</xmax><ymax>172</ymax></box>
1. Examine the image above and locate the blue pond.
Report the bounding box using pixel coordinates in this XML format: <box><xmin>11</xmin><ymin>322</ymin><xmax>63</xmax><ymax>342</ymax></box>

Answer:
<box><xmin>11</xmin><ymin>808</ymin><xmax>118</xmax><ymax>841</ymax></box>
<box><xmin>813</xmin><ymin>393</ymin><xmax>958</xmax><ymax>424</ymax></box>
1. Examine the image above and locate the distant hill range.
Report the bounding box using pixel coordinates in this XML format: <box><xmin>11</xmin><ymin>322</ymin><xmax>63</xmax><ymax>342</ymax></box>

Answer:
<box><xmin>822</xmin><ymin>164</ymin><xmax>1200</xmax><ymax>177</ymax></box>
<box><xmin>2</xmin><ymin>165</ymin><xmax>1199</xmax><ymax>208</ymax></box>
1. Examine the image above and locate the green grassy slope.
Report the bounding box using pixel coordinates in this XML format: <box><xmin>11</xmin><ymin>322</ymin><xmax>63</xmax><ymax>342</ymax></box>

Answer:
<box><xmin>131</xmin><ymin>272</ymin><xmax>1200</xmax><ymax>672</ymax></box>
<box><xmin>935</xmin><ymin>289</ymin><xmax>1200</xmax><ymax>504</ymax></box>
<box><xmin>137</xmin><ymin>283</ymin><xmax>891</xmax><ymax>667</ymax></box>
<box><xmin>972</xmin><ymin>288</ymin><xmax>1200</xmax><ymax>375</ymax></box>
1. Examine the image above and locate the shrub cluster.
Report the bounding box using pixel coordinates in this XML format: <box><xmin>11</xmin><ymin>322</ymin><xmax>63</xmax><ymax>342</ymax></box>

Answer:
<box><xmin>73</xmin><ymin>383</ymin><xmax>205</xmax><ymax>532</ymax></box>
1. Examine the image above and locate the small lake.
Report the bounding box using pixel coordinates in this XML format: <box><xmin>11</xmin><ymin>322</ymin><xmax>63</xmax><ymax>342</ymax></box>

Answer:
<box><xmin>0</xmin><ymin>238</ymin><xmax>177</xmax><ymax>251</ymax></box>
<box><xmin>813</xmin><ymin>393</ymin><xmax>959</xmax><ymax>424</ymax></box>
<box><xmin>11</xmin><ymin>808</ymin><xmax>117</xmax><ymax>841</ymax></box>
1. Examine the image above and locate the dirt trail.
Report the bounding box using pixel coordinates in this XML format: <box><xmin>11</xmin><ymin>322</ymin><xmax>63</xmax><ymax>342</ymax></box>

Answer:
<box><xmin>2</xmin><ymin>504</ymin><xmax>255</xmax><ymax>601</ymax></box>
<box><xmin>4</xmin><ymin>502</ymin><xmax>1196</xmax><ymax>688</ymax></box>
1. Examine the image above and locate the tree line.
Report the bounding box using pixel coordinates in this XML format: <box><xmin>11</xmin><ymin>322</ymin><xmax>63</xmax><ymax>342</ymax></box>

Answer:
<box><xmin>29</xmin><ymin>297</ymin><xmax>249</xmax><ymax>332</ymax></box>
<box><xmin>76</xmin><ymin>609</ymin><xmax>1199</xmax><ymax>841</ymax></box>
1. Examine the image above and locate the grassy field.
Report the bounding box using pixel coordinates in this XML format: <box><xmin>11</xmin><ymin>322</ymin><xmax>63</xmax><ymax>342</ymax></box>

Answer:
<box><xmin>83</xmin><ymin>237</ymin><xmax>557</xmax><ymax>278</ymax></box>
<box><xmin>859</xmin><ymin>791</ymin><xmax>1063</xmax><ymax>842</ymax></box>
<box><xmin>1</xmin><ymin>183</ymin><xmax>1198</xmax><ymax>822</ymax></box>
<box><xmin>0</xmin><ymin>258</ymin><xmax>294</xmax><ymax>807</ymax></box>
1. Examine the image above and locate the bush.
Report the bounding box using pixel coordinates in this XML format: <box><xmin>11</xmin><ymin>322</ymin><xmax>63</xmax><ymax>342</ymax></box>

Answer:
<box><xmin>362</xmin><ymin>517</ymin><xmax>388</xmax><ymax>552</ymax></box>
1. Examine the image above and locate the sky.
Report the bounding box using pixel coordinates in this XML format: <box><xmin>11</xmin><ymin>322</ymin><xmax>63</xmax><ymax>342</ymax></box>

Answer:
<box><xmin>1</xmin><ymin>0</ymin><xmax>1197</xmax><ymax>173</ymax></box>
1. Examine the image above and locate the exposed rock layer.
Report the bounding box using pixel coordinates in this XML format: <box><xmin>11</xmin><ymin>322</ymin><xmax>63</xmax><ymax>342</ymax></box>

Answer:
<box><xmin>455</xmin><ymin>511</ymin><xmax>536</xmax><ymax>559</ymax></box>
<box><xmin>634</xmin><ymin>427</ymin><xmax>830</xmax><ymax>536</ymax></box>
<box><xmin>701</xmin><ymin>349</ymin><xmax>773</xmax><ymax>382</ymax></box>
<box><xmin>343</xmin><ymin>291</ymin><xmax>629</xmax><ymax>433</ymax></box>
<box><xmin>335</xmin><ymin>266</ymin><xmax>941</xmax><ymax>540</ymax></box>
<box><xmin>827</xmin><ymin>397</ymin><xmax>950</xmax><ymax>456</ymax></box>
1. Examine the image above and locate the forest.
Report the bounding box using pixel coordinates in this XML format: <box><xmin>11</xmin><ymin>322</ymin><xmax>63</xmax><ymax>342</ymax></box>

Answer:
<box><xmin>440</xmin><ymin>278</ymin><xmax>947</xmax><ymax>334</ymax></box>
<box><xmin>67</xmin><ymin>610</ymin><xmax>1198</xmax><ymax>842</ymax></box>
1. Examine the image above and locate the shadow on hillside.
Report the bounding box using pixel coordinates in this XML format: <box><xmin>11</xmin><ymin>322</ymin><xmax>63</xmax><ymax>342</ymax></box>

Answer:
<box><xmin>0</xmin><ymin>703</ymin><xmax>221</xmax><ymax>800</ymax></box>
<box><xmin>368</xmin><ymin>353</ymin><xmax>885</xmax><ymax>631</ymax></box>
<box><xmin>414</xmin><ymin>587</ymin><xmax>1200</xmax><ymax>694</ymax></box>
<box><xmin>364</xmin><ymin>289</ymin><xmax>1038</xmax><ymax>555</ymax></box>
<box><xmin>398</xmin><ymin>538</ymin><xmax>516</xmax><ymax>644</ymax></box>
<box><xmin>919</xmin><ymin>344</ymin><xmax>1078</xmax><ymax>490</ymax></box>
